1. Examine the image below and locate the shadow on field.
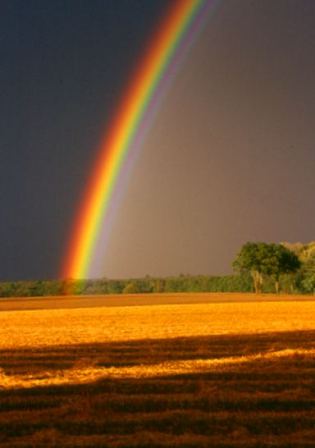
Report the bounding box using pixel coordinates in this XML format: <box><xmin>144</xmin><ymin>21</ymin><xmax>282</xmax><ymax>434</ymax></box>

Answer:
<box><xmin>0</xmin><ymin>330</ymin><xmax>314</xmax><ymax>447</ymax></box>
<box><xmin>1</xmin><ymin>329</ymin><xmax>315</xmax><ymax>376</ymax></box>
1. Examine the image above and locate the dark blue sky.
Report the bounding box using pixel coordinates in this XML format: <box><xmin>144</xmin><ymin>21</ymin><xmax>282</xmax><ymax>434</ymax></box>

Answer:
<box><xmin>1</xmin><ymin>0</ymin><xmax>168</xmax><ymax>280</ymax></box>
<box><xmin>1</xmin><ymin>0</ymin><xmax>315</xmax><ymax>281</ymax></box>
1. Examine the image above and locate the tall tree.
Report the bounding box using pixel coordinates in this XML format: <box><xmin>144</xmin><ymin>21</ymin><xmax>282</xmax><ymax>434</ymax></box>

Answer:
<box><xmin>233</xmin><ymin>242</ymin><xmax>301</xmax><ymax>293</ymax></box>
<box><xmin>263</xmin><ymin>244</ymin><xmax>301</xmax><ymax>293</ymax></box>
<box><xmin>233</xmin><ymin>242</ymin><xmax>266</xmax><ymax>293</ymax></box>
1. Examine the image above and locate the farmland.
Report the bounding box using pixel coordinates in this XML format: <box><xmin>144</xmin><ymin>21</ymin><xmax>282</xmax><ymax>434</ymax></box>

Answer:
<box><xmin>0</xmin><ymin>293</ymin><xmax>315</xmax><ymax>447</ymax></box>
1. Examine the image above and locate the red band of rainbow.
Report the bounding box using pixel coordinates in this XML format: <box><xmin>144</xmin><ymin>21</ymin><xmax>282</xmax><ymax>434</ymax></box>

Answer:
<box><xmin>62</xmin><ymin>0</ymin><xmax>211</xmax><ymax>280</ymax></box>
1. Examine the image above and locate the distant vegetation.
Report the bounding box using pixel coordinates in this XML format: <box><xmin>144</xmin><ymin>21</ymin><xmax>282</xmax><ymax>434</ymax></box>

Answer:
<box><xmin>0</xmin><ymin>275</ymin><xmax>253</xmax><ymax>298</ymax></box>
<box><xmin>0</xmin><ymin>242</ymin><xmax>314</xmax><ymax>298</ymax></box>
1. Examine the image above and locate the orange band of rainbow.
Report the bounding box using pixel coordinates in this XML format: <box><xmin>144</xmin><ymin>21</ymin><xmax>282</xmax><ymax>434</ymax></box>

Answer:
<box><xmin>62</xmin><ymin>0</ymin><xmax>210</xmax><ymax>279</ymax></box>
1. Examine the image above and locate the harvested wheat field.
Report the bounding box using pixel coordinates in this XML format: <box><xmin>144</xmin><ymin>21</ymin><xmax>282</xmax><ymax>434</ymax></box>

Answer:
<box><xmin>0</xmin><ymin>293</ymin><xmax>315</xmax><ymax>447</ymax></box>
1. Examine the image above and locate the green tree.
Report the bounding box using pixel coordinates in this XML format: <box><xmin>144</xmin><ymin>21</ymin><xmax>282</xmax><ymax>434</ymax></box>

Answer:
<box><xmin>123</xmin><ymin>282</ymin><xmax>139</xmax><ymax>294</ymax></box>
<box><xmin>263</xmin><ymin>244</ymin><xmax>301</xmax><ymax>293</ymax></box>
<box><xmin>300</xmin><ymin>245</ymin><xmax>315</xmax><ymax>293</ymax></box>
<box><xmin>233</xmin><ymin>242</ymin><xmax>301</xmax><ymax>293</ymax></box>
<box><xmin>233</xmin><ymin>242</ymin><xmax>266</xmax><ymax>292</ymax></box>
<box><xmin>281</xmin><ymin>241</ymin><xmax>315</xmax><ymax>294</ymax></box>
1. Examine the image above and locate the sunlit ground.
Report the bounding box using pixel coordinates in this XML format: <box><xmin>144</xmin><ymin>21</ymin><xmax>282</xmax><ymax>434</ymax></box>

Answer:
<box><xmin>0</xmin><ymin>296</ymin><xmax>314</xmax><ymax>351</ymax></box>
<box><xmin>0</xmin><ymin>294</ymin><xmax>314</xmax><ymax>447</ymax></box>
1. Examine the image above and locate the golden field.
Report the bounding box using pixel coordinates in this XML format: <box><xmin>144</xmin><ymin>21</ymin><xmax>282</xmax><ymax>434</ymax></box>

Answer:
<box><xmin>0</xmin><ymin>293</ymin><xmax>314</xmax><ymax>350</ymax></box>
<box><xmin>0</xmin><ymin>293</ymin><xmax>315</xmax><ymax>447</ymax></box>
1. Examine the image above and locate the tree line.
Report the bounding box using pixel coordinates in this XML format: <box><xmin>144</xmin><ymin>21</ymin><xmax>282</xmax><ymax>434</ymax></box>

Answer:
<box><xmin>0</xmin><ymin>275</ymin><xmax>252</xmax><ymax>298</ymax></box>
<box><xmin>0</xmin><ymin>242</ymin><xmax>314</xmax><ymax>298</ymax></box>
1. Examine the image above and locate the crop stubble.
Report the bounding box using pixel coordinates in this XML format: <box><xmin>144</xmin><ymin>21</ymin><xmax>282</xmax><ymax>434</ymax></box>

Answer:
<box><xmin>0</xmin><ymin>293</ymin><xmax>314</xmax><ymax>447</ymax></box>
<box><xmin>0</xmin><ymin>297</ymin><xmax>314</xmax><ymax>349</ymax></box>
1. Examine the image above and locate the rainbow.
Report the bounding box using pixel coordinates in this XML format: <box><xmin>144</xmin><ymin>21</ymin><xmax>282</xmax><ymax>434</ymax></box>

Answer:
<box><xmin>62</xmin><ymin>0</ymin><xmax>212</xmax><ymax>280</ymax></box>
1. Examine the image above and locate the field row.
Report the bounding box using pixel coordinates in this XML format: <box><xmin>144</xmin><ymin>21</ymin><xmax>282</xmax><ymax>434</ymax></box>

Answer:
<box><xmin>0</xmin><ymin>331</ymin><xmax>315</xmax><ymax>446</ymax></box>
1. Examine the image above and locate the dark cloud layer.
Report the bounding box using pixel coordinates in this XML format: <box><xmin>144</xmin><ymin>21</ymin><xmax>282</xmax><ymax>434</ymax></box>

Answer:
<box><xmin>0</xmin><ymin>0</ymin><xmax>314</xmax><ymax>280</ymax></box>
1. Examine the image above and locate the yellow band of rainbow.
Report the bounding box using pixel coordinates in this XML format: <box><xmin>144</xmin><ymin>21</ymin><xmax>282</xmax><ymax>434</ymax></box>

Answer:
<box><xmin>62</xmin><ymin>0</ymin><xmax>210</xmax><ymax>280</ymax></box>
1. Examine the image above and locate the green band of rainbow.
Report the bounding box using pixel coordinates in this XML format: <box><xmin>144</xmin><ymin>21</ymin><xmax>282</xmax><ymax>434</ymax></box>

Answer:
<box><xmin>62</xmin><ymin>0</ymin><xmax>210</xmax><ymax>279</ymax></box>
